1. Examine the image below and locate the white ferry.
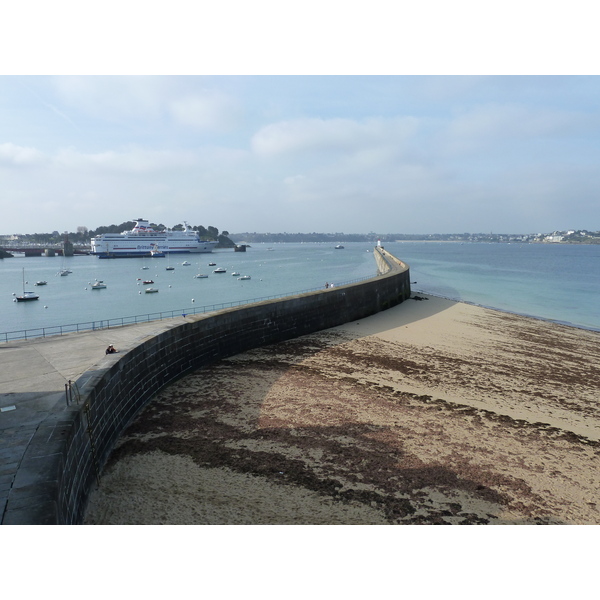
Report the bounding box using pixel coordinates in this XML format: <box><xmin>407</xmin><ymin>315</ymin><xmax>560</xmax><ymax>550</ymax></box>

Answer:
<box><xmin>90</xmin><ymin>219</ymin><xmax>219</xmax><ymax>258</ymax></box>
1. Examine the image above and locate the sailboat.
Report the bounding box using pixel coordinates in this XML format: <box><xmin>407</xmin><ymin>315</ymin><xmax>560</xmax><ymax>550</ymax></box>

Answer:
<box><xmin>194</xmin><ymin>260</ymin><xmax>208</xmax><ymax>278</ymax></box>
<box><xmin>16</xmin><ymin>268</ymin><xmax>39</xmax><ymax>302</ymax></box>
<box><xmin>57</xmin><ymin>256</ymin><xmax>72</xmax><ymax>276</ymax></box>
<box><xmin>165</xmin><ymin>252</ymin><xmax>175</xmax><ymax>271</ymax></box>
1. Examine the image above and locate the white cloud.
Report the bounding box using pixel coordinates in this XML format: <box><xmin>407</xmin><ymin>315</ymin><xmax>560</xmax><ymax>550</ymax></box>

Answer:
<box><xmin>168</xmin><ymin>92</ymin><xmax>241</xmax><ymax>131</ymax></box>
<box><xmin>251</xmin><ymin>116</ymin><xmax>419</xmax><ymax>157</ymax></box>
<box><xmin>0</xmin><ymin>142</ymin><xmax>46</xmax><ymax>167</ymax></box>
<box><xmin>53</xmin><ymin>146</ymin><xmax>200</xmax><ymax>173</ymax></box>
<box><xmin>52</xmin><ymin>76</ymin><xmax>171</xmax><ymax>121</ymax></box>
<box><xmin>444</xmin><ymin>103</ymin><xmax>594</xmax><ymax>149</ymax></box>
<box><xmin>52</xmin><ymin>76</ymin><xmax>242</xmax><ymax>132</ymax></box>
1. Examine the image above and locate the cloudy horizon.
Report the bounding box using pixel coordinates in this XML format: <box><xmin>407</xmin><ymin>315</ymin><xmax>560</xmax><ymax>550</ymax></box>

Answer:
<box><xmin>2</xmin><ymin>75</ymin><xmax>599</xmax><ymax>236</ymax></box>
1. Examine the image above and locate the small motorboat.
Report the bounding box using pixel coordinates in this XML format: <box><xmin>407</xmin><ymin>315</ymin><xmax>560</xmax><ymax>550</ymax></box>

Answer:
<box><xmin>208</xmin><ymin>262</ymin><xmax>216</xmax><ymax>266</ymax></box>
<box><xmin>213</xmin><ymin>267</ymin><xmax>226</xmax><ymax>273</ymax></box>
<box><xmin>91</xmin><ymin>281</ymin><xmax>107</xmax><ymax>289</ymax></box>
<box><xmin>145</xmin><ymin>287</ymin><xmax>159</xmax><ymax>293</ymax></box>
<box><xmin>182</xmin><ymin>261</ymin><xmax>191</xmax><ymax>266</ymax></box>
<box><xmin>231</xmin><ymin>272</ymin><xmax>240</xmax><ymax>277</ymax></box>
<box><xmin>335</xmin><ymin>244</ymin><xmax>344</xmax><ymax>249</ymax></box>
<box><xmin>237</xmin><ymin>275</ymin><xmax>251</xmax><ymax>280</ymax></box>
<box><xmin>35</xmin><ymin>281</ymin><xmax>47</xmax><ymax>286</ymax></box>
<box><xmin>143</xmin><ymin>279</ymin><xmax>154</xmax><ymax>284</ymax></box>
<box><xmin>150</xmin><ymin>244</ymin><xmax>165</xmax><ymax>258</ymax></box>
<box><xmin>194</xmin><ymin>274</ymin><xmax>208</xmax><ymax>279</ymax></box>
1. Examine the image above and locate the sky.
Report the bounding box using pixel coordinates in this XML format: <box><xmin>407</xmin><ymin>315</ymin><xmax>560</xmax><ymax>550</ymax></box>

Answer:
<box><xmin>2</xmin><ymin>7</ymin><xmax>599</xmax><ymax>236</ymax></box>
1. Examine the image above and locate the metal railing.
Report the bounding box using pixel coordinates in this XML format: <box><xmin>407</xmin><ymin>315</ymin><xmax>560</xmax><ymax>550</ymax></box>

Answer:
<box><xmin>2</xmin><ymin>274</ymin><xmax>377</xmax><ymax>343</ymax></box>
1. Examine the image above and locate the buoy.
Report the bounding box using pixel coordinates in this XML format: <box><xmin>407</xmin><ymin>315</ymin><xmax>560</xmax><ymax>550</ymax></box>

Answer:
<box><xmin>191</xmin><ymin>299</ymin><xmax>195</xmax><ymax>303</ymax></box>
<box><xmin>44</xmin><ymin>305</ymin><xmax>48</xmax><ymax>308</ymax></box>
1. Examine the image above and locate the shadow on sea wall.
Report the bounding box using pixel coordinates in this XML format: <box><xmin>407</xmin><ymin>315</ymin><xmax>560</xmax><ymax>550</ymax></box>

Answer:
<box><xmin>3</xmin><ymin>248</ymin><xmax>410</xmax><ymax>524</ymax></box>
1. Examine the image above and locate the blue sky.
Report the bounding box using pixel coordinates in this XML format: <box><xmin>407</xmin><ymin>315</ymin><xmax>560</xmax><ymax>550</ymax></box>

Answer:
<box><xmin>2</xmin><ymin>7</ymin><xmax>599</xmax><ymax>236</ymax></box>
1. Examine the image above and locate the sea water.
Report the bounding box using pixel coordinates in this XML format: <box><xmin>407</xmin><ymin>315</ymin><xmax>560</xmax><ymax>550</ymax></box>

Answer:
<box><xmin>0</xmin><ymin>243</ymin><xmax>376</xmax><ymax>338</ymax></box>
<box><xmin>384</xmin><ymin>241</ymin><xmax>600</xmax><ymax>331</ymax></box>
<box><xmin>2</xmin><ymin>241</ymin><xmax>599</xmax><ymax>338</ymax></box>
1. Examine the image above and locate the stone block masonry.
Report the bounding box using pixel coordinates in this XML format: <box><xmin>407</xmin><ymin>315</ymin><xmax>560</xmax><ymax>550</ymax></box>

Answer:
<box><xmin>1</xmin><ymin>247</ymin><xmax>410</xmax><ymax>524</ymax></box>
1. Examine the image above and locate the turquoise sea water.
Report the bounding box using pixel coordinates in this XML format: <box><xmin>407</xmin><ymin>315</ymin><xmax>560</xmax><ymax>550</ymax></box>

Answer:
<box><xmin>385</xmin><ymin>241</ymin><xmax>599</xmax><ymax>331</ymax></box>
<box><xmin>2</xmin><ymin>241</ymin><xmax>599</xmax><ymax>338</ymax></box>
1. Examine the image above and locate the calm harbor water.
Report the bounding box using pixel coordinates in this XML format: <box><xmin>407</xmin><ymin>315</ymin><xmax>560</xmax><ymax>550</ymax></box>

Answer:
<box><xmin>1</xmin><ymin>243</ymin><xmax>376</xmax><ymax>338</ymax></box>
<box><xmin>2</xmin><ymin>241</ymin><xmax>599</xmax><ymax>338</ymax></box>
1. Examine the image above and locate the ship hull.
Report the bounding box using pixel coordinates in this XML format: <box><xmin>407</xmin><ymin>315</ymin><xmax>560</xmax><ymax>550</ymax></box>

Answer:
<box><xmin>95</xmin><ymin>248</ymin><xmax>216</xmax><ymax>258</ymax></box>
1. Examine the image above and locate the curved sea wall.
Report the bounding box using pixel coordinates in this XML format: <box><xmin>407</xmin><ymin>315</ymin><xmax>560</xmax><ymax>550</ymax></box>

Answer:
<box><xmin>14</xmin><ymin>248</ymin><xmax>410</xmax><ymax>524</ymax></box>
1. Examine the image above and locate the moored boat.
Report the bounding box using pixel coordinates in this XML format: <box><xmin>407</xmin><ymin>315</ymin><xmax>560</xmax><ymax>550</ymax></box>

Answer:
<box><xmin>16</xmin><ymin>269</ymin><xmax>39</xmax><ymax>302</ymax></box>
<box><xmin>16</xmin><ymin>291</ymin><xmax>40</xmax><ymax>302</ymax></box>
<box><xmin>150</xmin><ymin>243</ymin><xmax>165</xmax><ymax>258</ymax></box>
<box><xmin>213</xmin><ymin>267</ymin><xmax>226</xmax><ymax>273</ymax></box>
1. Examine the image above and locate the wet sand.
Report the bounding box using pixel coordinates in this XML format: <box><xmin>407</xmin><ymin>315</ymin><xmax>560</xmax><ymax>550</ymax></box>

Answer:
<box><xmin>84</xmin><ymin>294</ymin><xmax>600</xmax><ymax>524</ymax></box>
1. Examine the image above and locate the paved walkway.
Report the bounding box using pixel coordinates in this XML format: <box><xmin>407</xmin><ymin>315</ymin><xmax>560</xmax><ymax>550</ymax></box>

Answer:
<box><xmin>0</xmin><ymin>318</ymin><xmax>185</xmax><ymax>523</ymax></box>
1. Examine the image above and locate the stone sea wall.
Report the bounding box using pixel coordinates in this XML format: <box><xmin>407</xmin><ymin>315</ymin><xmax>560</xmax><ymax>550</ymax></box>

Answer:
<box><xmin>14</xmin><ymin>248</ymin><xmax>410</xmax><ymax>524</ymax></box>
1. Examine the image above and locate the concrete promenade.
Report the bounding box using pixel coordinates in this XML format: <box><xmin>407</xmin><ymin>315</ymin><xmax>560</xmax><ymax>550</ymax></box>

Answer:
<box><xmin>0</xmin><ymin>318</ymin><xmax>184</xmax><ymax>523</ymax></box>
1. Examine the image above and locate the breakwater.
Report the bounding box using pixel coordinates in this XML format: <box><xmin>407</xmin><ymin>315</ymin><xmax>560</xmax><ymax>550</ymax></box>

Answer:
<box><xmin>2</xmin><ymin>248</ymin><xmax>409</xmax><ymax>524</ymax></box>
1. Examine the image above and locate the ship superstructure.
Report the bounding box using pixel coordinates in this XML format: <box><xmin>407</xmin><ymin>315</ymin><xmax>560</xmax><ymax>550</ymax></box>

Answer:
<box><xmin>90</xmin><ymin>219</ymin><xmax>218</xmax><ymax>258</ymax></box>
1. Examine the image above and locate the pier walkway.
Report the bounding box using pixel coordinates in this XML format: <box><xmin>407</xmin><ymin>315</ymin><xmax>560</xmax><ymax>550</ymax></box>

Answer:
<box><xmin>0</xmin><ymin>319</ymin><xmax>182</xmax><ymax>524</ymax></box>
<box><xmin>1</xmin><ymin>248</ymin><xmax>410</xmax><ymax>523</ymax></box>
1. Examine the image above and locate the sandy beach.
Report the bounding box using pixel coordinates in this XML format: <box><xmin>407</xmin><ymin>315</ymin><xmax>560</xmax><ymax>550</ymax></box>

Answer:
<box><xmin>84</xmin><ymin>294</ymin><xmax>600</xmax><ymax>525</ymax></box>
